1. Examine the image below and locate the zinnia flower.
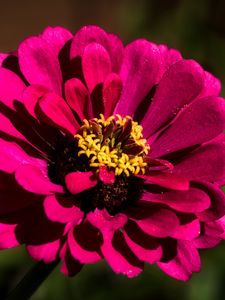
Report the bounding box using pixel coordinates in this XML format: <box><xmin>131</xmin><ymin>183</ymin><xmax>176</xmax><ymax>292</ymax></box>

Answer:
<box><xmin>0</xmin><ymin>25</ymin><xmax>225</xmax><ymax>281</ymax></box>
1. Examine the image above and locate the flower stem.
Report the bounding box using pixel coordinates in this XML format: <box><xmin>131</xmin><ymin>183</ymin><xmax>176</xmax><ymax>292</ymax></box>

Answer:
<box><xmin>5</xmin><ymin>260</ymin><xmax>59</xmax><ymax>300</ymax></box>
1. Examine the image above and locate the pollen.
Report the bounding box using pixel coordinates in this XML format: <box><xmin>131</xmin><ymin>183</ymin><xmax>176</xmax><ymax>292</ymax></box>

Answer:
<box><xmin>74</xmin><ymin>114</ymin><xmax>150</xmax><ymax>176</ymax></box>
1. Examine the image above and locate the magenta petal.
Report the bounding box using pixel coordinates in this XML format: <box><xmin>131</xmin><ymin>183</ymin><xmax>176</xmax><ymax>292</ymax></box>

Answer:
<box><xmin>64</xmin><ymin>78</ymin><xmax>93</xmax><ymax>120</ymax></box>
<box><xmin>15</xmin><ymin>164</ymin><xmax>63</xmax><ymax>195</ymax></box>
<box><xmin>99</xmin><ymin>166</ymin><xmax>115</xmax><ymax>184</ymax></box>
<box><xmin>100</xmin><ymin>229</ymin><xmax>142</xmax><ymax>277</ymax></box>
<box><xmin>142</xmin><ymin>188</ymin><xmax>210</xmax><ymax>213</ymax></box>
<box><xmin>0</xmin><ymin>53</ymin><xmax>9</xmax><ymax>66</ymax></box>
<box><xmin>123</xmin><ymin>221</ymin><xmax>162</xmax><ymax>264</ymax></box>
<box><xmin>150</xmin><ymin>96</ymin><xmax>225</xmax><ymax>157</ymax></box>
<box><xmin>107</xmin><ymin>33</ymin><xmax>124</xmax><ymax>73</ymax></box>
<box><xmin>0</xmin><ymin>139</ymin><xmax>44</xmax><ymax>173</ymax></box>
<box><xmin>87</xmin><ymin>208</ymin><xmax>128</xmax><ymax>232</ymax></box>
<box><xmin>27</xmin><ymin>240</ymin><xmax>60</xmax><ymax>263</ymax></box>
<box><xmin>172</xmin><ymin>217</ymin><xmax>201</xmax><ymax>240</ymax></box>
<box><xmin>195</xmin><ymin>181</ymin><xmax>225</xmax><ymax>222</ymax></box>
<box><xmin>142</xmin><ymin>59</ymin><xmax>204</xmax><ymax>138</ymax></box>
<box><xmin>103</xmin><ymin>73</ymin><xmax>122</xmax><ymax>117</ymax></box>
<box><xmin>158</xmin><ymin>45</ymin><xmax>182</xmax><ymax>78</ymax></box>
<box><xmin>23</xmin><ymin>85</ymin><xmax>49</xmax><ymax>119</ymax></box>
<box><xmin>173</xmin><ymin>142</ymin><xmax>225</xmax><ymax>182</ymax></box>
<box><xmin>0</xmin><ymin>113</ymin><xmax>27</xmax><ymax>141</ymax></box>
<box><xmin>43</xmin><ymin>195</ymin><xmax>83</xmax><ymax>224</ymax></box>
<box><xmin>87</xmin><ymin>209</ymin><xmax>141</xmax><ymax>277</ymax></box>
<box><xmin>115</xmin><ymin>39</ymin><xmax>160</xmax><ymax>117</ymax></box>
<box><xmin>201</xmin><ymin>71</ymin><xmax>221</xmax><ymax>97</ymax></box>
<box><xmin>18</xmin><ymin>36</ymin><xmax>62</xmax><ymax>94</ymax></box>
<box><xmin>68</xmin><ymin>224</ymin><xmax>102</xmax><ymax>264</ymax></box>
<box><xmin>138</xmin><ymin>172</ymin><xmax>189</xmax><ymax>191</ymax></box>
<box><xmin>70</xmin><ymin>25</ymin><xmax>109</xmax><ymax>58</ymax></box>
<box><xmin>38</xmin><ymin>92</ymin><xmax>79</xmax><ymax>135</ymax></box>
<box><xmin>65</xmin><ymin>171</ymin><xmax>97</xmax><ymax>194</ymax></box>
<box><xmin>0</xmin><ymin>68</ymin><xmax>25</xmax><ymax>108</ymax></box>
<box><xmin>194</xmin><ymin>222</ymin><xmax>222</xmax><ymax>249</ymax></box>
<box><xmin>41</xmin><ymin>26</ymin><xmax>72</xmax><ymax>55</ymax></box>
<box><xmin>158</xmin><ymin>241</ymin><xmax>200</xmax><ymax>281</ymax></box>
<box><xmin>136</xmin><ymin>208</ymin><xmax>179</xmax><ymax>237</ymax></box>
<box><xmin>82</xmin><ymin>43</ymin><xmax>112</xmax><ymax>92</ymax></box>
<box><xmin>70</xmin><ymin>25</ymin><xmax>123</xmax><ymax>72</ymax></box>
<box><xmin>0</xmin><ymin>224</ymin><xmax>19</xmax><ymax>249</ymax></box>
<box><xmin>60</xmin><ymin>243</ymin><xmax>83</xmax><ymax>277</ymax></box>
<box><xmin>123</xmin><ymin>232</ymin><xmax>162</xmax><ymax>264</ymax></box>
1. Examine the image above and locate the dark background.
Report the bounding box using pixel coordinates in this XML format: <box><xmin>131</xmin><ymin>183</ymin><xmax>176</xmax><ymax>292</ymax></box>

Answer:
<box><xmin>1</xmin><ymin>0</ymin><xmax>225</xmax><ymax>299</ymax></box>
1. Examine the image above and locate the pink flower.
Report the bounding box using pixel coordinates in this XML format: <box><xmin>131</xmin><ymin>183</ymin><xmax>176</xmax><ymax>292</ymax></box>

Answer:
<box><xmin>0</xmin><ymin>25</ymin><xmax>225</xmax><ymax>281</ymax></box>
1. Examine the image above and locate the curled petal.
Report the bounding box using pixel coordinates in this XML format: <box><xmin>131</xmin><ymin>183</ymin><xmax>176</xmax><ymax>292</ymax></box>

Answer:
<box><xmin>15</xmin><ymin>164</ymin><xmax>63</xmax><ymax>195</ymax></box>
<box><xmin>158</xmin><ymin>241</ymin><xmax>201</xmax><ymax>281</ymax></box>
<box><xmin>65</xmin><ymin>171</ymin><xmax>97</xmax><ymax>194</ymax></box>
<box><xmin>43</xmin><ymin>195</ymin><xmax>83</xmax><ymax>224</ymax></box>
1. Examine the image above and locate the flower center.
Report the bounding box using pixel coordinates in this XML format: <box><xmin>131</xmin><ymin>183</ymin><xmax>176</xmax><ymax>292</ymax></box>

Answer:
<box><xmin>75</xmin><ymin>114</ymin><xmax>150</xmax><ymax>176</ymax></box>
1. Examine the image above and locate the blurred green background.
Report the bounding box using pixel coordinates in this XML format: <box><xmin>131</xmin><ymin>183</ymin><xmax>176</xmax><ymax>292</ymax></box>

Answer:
<box><xmin>1</xmin><ymin>0</ymin><xmax>225</xmax><ymax>299</ymax></box>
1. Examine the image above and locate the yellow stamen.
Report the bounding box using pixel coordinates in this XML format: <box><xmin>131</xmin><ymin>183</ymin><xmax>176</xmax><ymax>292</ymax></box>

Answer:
<box><xmin>74</xmin><ymin>115</ymin><xmax>150</xmax><ymax>176</ymax></box>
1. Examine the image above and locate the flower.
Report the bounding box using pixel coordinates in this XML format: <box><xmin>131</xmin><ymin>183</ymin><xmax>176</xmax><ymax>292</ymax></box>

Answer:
<box><xmin>0</xmin><ymin>25</ymin><xmax>225</xmax><ymax>281</ymax></box>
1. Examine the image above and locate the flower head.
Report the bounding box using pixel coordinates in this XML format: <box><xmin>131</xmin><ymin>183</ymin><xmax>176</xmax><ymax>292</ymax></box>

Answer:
<box><xmin>1</xmin><ymin>25</ymin><xmax>225</xmax><ymax>280</ymax></box>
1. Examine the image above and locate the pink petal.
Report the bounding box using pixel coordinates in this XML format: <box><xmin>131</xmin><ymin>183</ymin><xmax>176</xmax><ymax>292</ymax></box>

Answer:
<box><xmin>0</xmin><ymin>223</ymin><xmax>19</xmax><ymax>249</ymax></box>
<box><xmin>0</xmin><ymin>53</ymin><xmax>9</xmax><ymax>66</ymax></box>
<box><xmin>142</xmin><ymin>59</ymin><xmax>204</xmax><ymax>138</ymax></box>
<box><xmin>38</xmin><ymin>92</ymin><xmax>79</xmax><ymax>135</ymax></box>
<box><xmin>64</xmin><ymin>78</ymin><xmax>93</xmax><ymax>120</ymax></box>
<box><xmin>138</xmin><ymin>172</ymin><xmax>189</xmax><ymax>190</ymax></box>
<box><xmin>41</xmin><ymin>26</ymin><xmax>72</xmax><ymax>55</ymax></box>
<box><xmin>150</xmin><ymin>96</ymin><xmax>225</xmax><ymax>157</ymax></box>
<box><xmin>27</xmin><ymin>240</ymin><xmax>60</xmax><ymax>263</ymax></box>
<box><xmin>115</xmin><ymin>39</ymin><xmax>160</xmax><ymax>117</ymax></box>
<box><xmin>43</xmin><ymin>195</ymin><xmax>83</xmax><ymax>223</ymax></box>
<box><xmin>60</xmin><ymin>242</ymin><xmax>83</xmax><ymax>277</ymax></box>
<box><xmin>194</xmin><ymin>222</ymin><xmax>222</xmax><ymax>249</ymax></box>
<box><xmin>68</xmin><ymin>222</ymin><xmax>102</xmax><ymax>264</ymax></box>
<box><xmin>0</xmin><ymin>113</ymin><xmax>27</xmax><ymax>141</ymax></box>
<box><xmin>0</xmin><ymin>68</ymin><xmax>26</xmax><ymax>108</ymax></box>
<box><xmin>195</xmin><ymin>181</ymin><xmax>225</xmax><ymax>222</ymax></box>
<box><xmin>70</xmin><ymin>25</ymin><xmax>110</xmax><ymax>58</ymax></box>
<box><xmin>172</xmin><ymin>216</ymin><xmax>201</xmax><ymax>240</ymax></box>
<box><xmin>15</xmin><ymin>164</ymin><xmax>63</xmax><ymax>195</ymax></box>
<box><xmin>158</xmin><ymin>45</ymin><xmax>182</xmax><ymax>78</ymax></box>
<box><xmin>173</xmin><ymin>142</ymin><xmax>225</xmax><ymax>182</ymax></box>
<box><xmin>103</xmin><ymin>73</ymin><xmax>122</xmax><ymax>117</ymax></box>
<box><xmin>23</xmin><ymin>85</ymin><xmax>49</xmax><ymax>119</ymax></box>
<box><xmin>18</xmin><ymin>36</ymin><xmax>62</xmax><ymax>94</ymax></box>
<box><xmin>135</xmin><ymin>208</ymin><xmax>179</xmax><ymax>238</ymax></box>
<box><xmin>65</xmin><ymin>171</ymin><xmax>97</xmax><ymax>194</ymax></box>
<box><xmin>99</xmin><ymin>166</ymin><xmax>115</xmax><ymax>184</ymax></box>
<box><xmin>0</xmin><ymin>138</ymin><xmax>45</xmax><ymax>173</ymax></box>
<box><xmin>82</xmin><ymin>43</ymin><xmax>112</xmax><ymax>92</ymax></box>
<box><xmin>158</xmin><ymin>241</ymin><xmax>201</xmax><ymax>281</ymax></box>
<box><xmin>123</xmin><ymin>220</ymin><xmax>162</xmax><ymax>264</ymax></box>
<box><xmin>107</xmin><ymin>33</ymin><xmax>124</xmax><ymax>73</ymax></box>
<box><xmin>87</xmin><ymin>208</ymin><xmax>127</xmax><ymax>232</ymax></box>
<box><xmin>142</xmin><ymin>188</ymin><xmax>210</xmax><ymax>213</ymax></box>
<box><xmin>70</xmin><ymin>25</ymin><xmax>123</xmax><ymax>73</ymax></box>
<box><xmin>87</xmin><ymin>209</ymin><xmax>142</xmax><ymax>277</ymax></box>
<box><xmin>200</xmin><ymin>71</ymin><xmax>221</xmax><ymax>97</ymax></box>
<box><xmin>109</xmin><ymin>230</ymin><xmax>144</xmax><ymax>278</ymax></box>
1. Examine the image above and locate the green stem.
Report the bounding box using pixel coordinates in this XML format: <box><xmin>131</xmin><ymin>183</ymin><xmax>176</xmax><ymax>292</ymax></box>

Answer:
<box><xmin>5</xmin><ymin>260</ymin><xmax>59</xmax><ymax>300</ymax></box>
